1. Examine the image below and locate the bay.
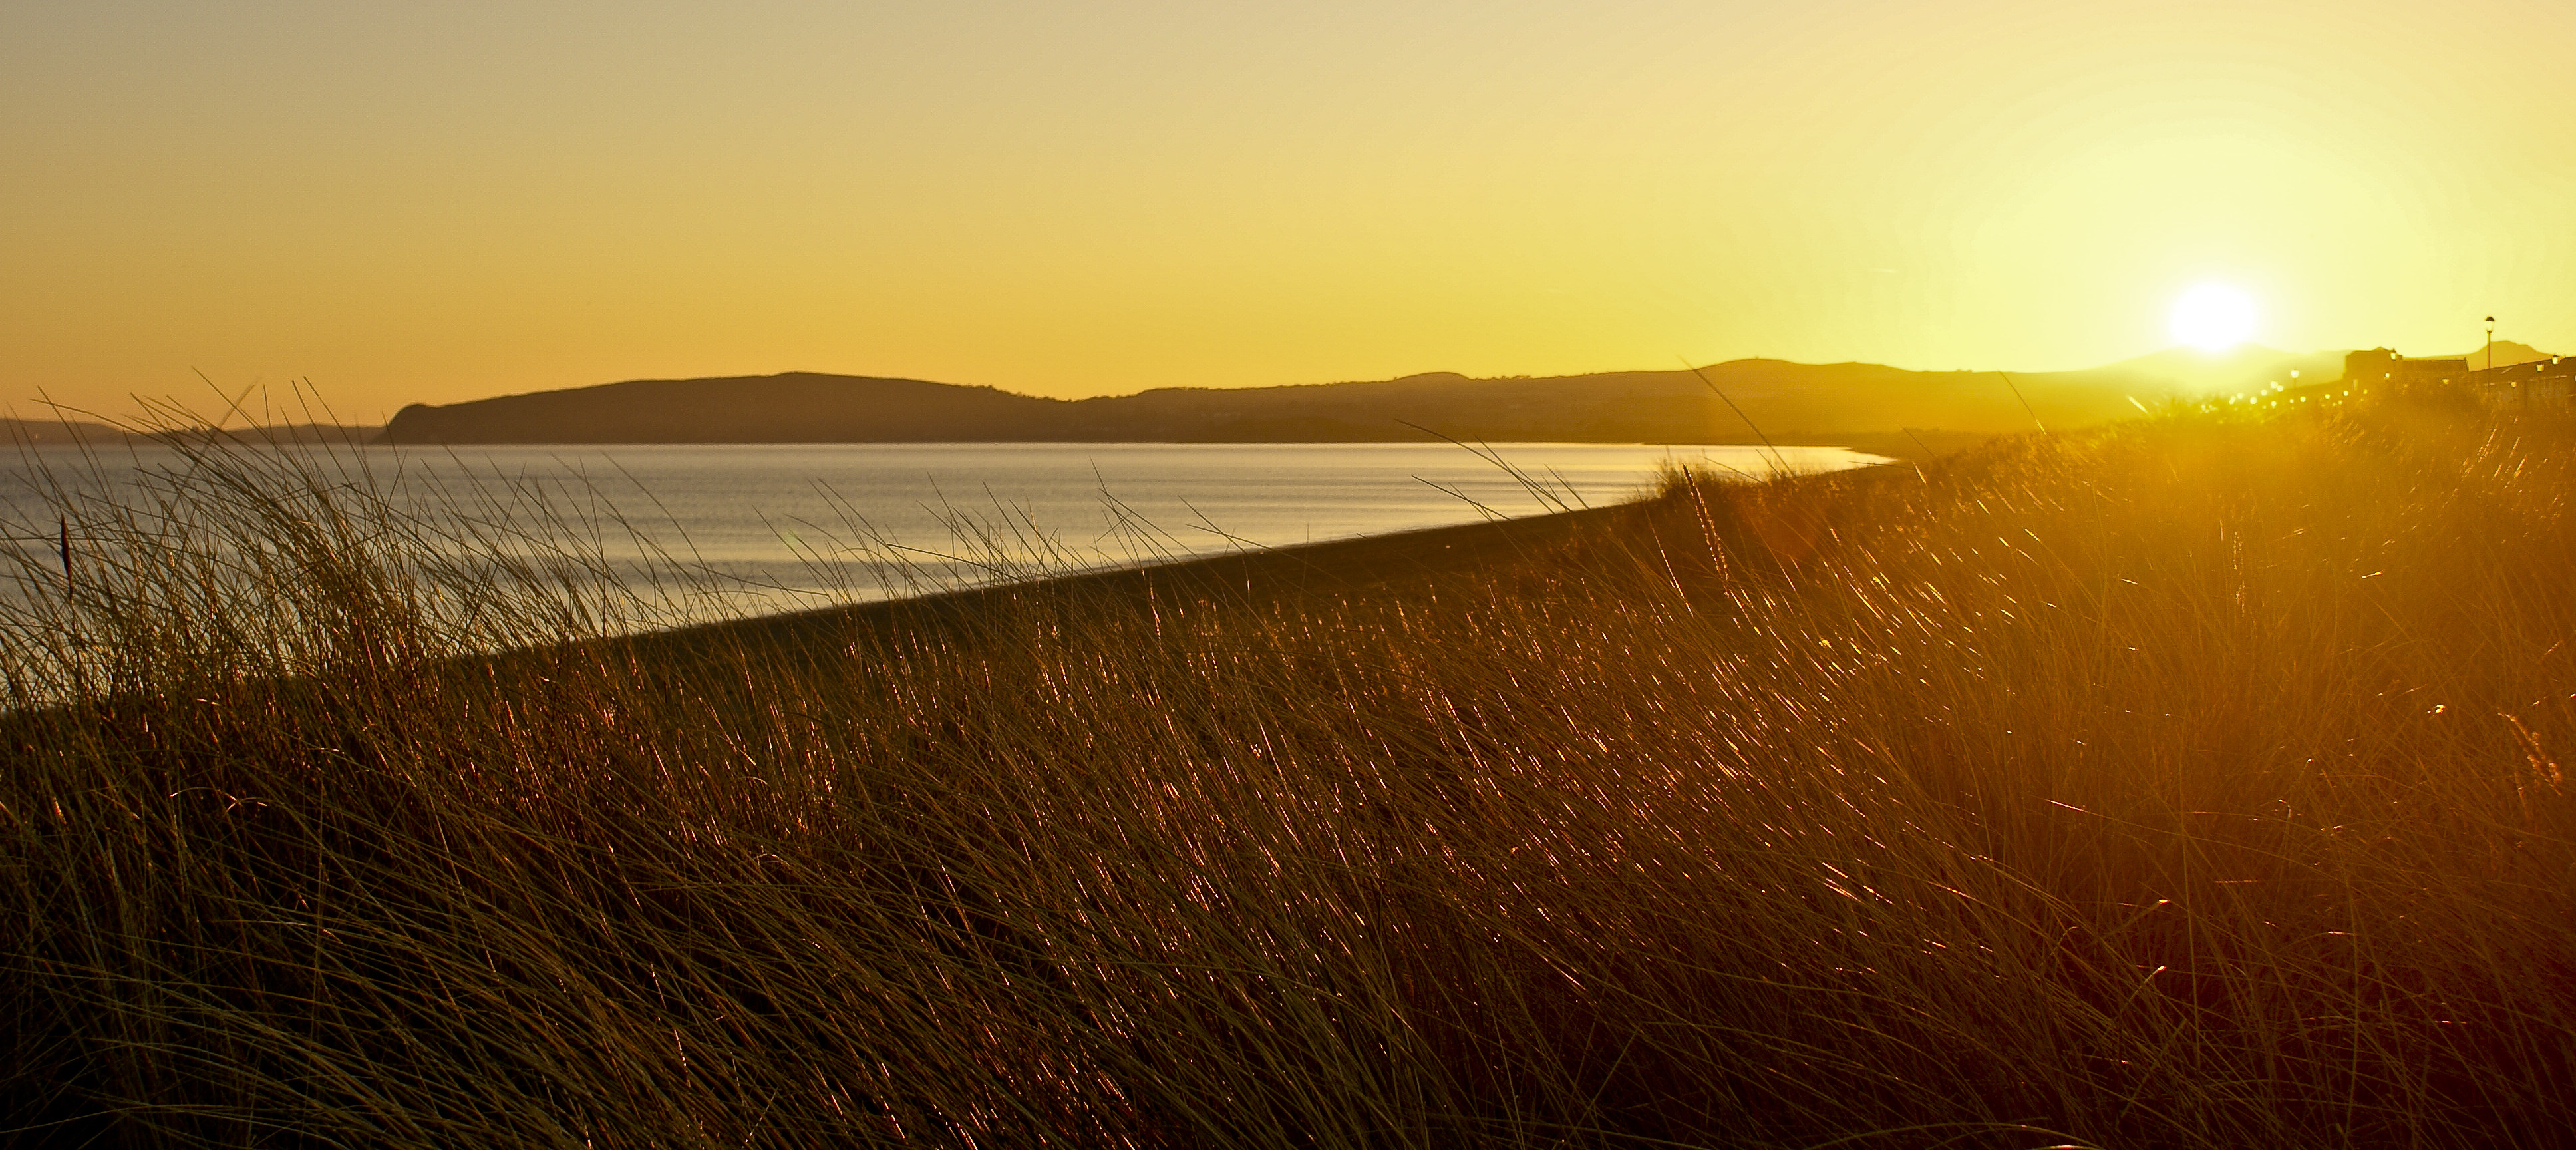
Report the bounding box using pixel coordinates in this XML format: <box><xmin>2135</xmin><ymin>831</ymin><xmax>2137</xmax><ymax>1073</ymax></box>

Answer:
<box><xmin>3</xmin><ymin>441</ymin><xmax>1887</xmax><ymax>624</ymax></box>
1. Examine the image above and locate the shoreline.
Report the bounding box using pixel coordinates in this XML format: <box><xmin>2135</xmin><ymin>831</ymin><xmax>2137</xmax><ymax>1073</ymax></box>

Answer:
<box><xmin>6</xmin><ymin>423</ymin><xmax>1982</xmax><ymax>463</ymax></box>
<box><xmin>634</xmin><ymin>496</ymin><xmax>1668</xmax><ymax>659</ymax></box>
<box><xmin>631</xmin><ymin>440</ymin><xmax>1945</xmax><ymax>659</ymax></box>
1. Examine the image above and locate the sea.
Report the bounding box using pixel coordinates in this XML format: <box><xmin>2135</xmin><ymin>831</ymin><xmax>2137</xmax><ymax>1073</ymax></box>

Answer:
<box><xmin>2</xmin><ymin>441</ymin><xmax>1887</xmax><ymax>625</ymax></box>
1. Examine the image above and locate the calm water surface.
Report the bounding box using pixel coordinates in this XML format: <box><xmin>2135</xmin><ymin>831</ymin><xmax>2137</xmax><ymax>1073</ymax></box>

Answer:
<box><xmin>5</xmin><ymin>441</ymin><xmax>1887</xmax><ymax>621</ymax></box>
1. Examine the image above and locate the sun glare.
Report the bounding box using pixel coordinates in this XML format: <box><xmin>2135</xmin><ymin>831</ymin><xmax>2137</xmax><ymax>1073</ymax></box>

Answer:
<box><xmin>2170</xmin><ymin>284</ymin><xmax>2258</xmax><ymax>353</ymax></box>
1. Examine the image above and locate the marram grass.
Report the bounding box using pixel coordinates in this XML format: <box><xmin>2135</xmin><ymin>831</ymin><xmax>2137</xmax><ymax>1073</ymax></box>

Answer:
<box><xmin>4</xmin><ymin>399</ymin><xmax>2573</xmax><ymax>1148</ymax></box>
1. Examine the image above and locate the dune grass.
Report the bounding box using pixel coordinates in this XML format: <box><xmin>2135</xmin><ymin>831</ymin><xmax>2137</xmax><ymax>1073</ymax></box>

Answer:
<box><xmin>4</xmin><ymin>397</ymin><xmax>2573</xmax><ymax>1147</ymax></box>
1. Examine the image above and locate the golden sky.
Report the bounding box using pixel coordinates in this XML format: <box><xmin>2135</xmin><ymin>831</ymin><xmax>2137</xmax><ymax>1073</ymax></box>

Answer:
<box><xmin>5</xmin><ymin>0</ymin><xmax>2571</xmax><ymax>423</ymax></box>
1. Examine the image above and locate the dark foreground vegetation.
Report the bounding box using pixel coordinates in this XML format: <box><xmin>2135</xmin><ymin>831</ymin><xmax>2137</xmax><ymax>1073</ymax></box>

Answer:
<box><xmin>6</xmin><ymin>398</ymin><xmax>2574</xmax><ymax>1147</ymax></box>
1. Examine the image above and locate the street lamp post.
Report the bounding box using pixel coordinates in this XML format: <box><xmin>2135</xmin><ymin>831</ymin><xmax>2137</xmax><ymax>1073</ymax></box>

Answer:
<box><xmin>2487</xmin><ymin>317</ymin><xmax>2497</xmax><ymax>371</ymax></box>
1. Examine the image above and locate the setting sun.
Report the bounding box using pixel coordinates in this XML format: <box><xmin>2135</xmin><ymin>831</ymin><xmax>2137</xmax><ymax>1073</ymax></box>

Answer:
<box><xmin>2170</xmin><ymin>284</ymin><xmax>2259</xmax><ymax>353</ymax></box>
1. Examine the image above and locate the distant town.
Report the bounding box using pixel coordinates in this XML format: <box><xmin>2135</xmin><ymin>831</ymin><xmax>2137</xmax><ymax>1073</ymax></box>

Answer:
<box><xmin>2277</xmin><ymin>346</ymin><xmax>2576</xmax><ymax>409</ymax></box>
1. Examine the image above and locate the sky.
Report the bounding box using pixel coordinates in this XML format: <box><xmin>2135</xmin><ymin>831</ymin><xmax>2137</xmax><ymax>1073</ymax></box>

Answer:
<box><xmin>5</xmin><ymin>0</ymin><xmax>2571</xmax><ymax>423</ymax></box>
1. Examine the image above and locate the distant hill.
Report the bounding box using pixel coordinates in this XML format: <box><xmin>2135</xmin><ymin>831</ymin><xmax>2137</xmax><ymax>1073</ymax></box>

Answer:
<box><xmin>2434</xmin><ymin>340</ymin><xmax>2558</xmax><ymax>370</ymax></box>
<box><xmin>38</xmin><ymin>342</ymin><xmax>2529</xmax><ymax>451</ymax></box>
<box><xmin>2</xmin><ymin>416</ymin><xmax>133</xmax><ymax>445</ymax></box>
<box><xmin>382</xmin><ymin>357</ymin><xmax>2235</xmax><ymax>447</ymax></box>
<box><xmin>385</xmin><ymin>375</ymin><xmax>1058</xmax><ymax>445</ymax></box>
<box><xmin>1</xmin><ymin>417</ymin><xmax>377</xmax><ymax>447</ymax></box>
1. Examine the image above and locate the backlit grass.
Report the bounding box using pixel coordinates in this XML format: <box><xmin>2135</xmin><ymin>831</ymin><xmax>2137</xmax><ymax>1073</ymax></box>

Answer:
<box><xmin>5</xmin><ymin>397</ymin><xmax>2573</xmax><ymax>1147</ymax></box>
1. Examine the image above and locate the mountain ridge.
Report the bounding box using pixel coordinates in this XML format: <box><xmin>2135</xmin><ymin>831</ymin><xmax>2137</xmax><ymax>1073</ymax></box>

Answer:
<box><xmin>381</xmin><ymin>354</ymin><xmax>2281</xmax><ymax>447</ymax></box>
<box><xmin>32</xmin><ymin>344</ymin><xmax>2546</xmax><ymax>448</ymax></box>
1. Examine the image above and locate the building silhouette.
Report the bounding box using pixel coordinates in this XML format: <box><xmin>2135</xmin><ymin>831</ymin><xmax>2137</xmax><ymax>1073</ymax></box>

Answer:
<box><xmin>2342</xmin><ymin>348</ymin><xmax>2466</xmax><ymax>391</ymax></box>
<box><xmin>2334</xmin><ymin>347</ymin><xmax>2574</xmax><ymax>409</ymax></box>
<box><xmin>2465</xmin><ymin>356</ymin><xmax>2575</xmax><ymax>408</ymax></box>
